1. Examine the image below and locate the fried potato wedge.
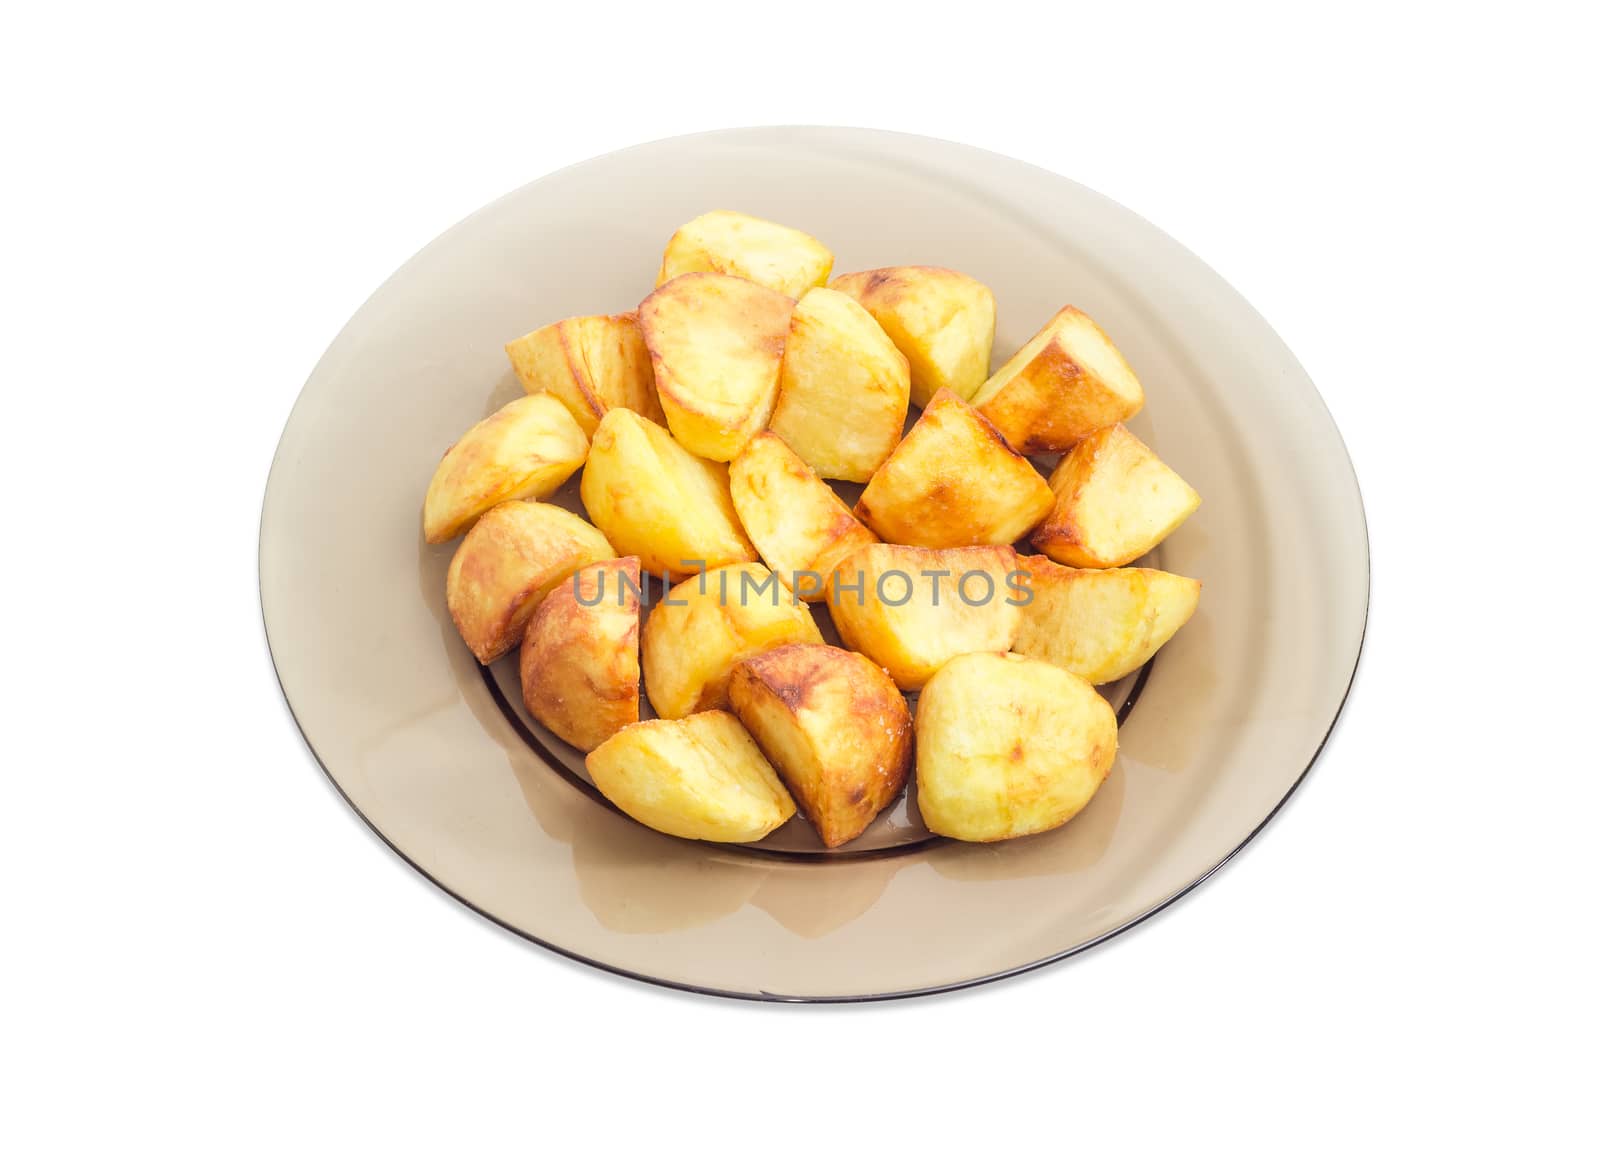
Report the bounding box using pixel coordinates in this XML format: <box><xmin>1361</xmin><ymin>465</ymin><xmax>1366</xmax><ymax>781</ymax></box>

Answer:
<box><xmin>972</xmin><ymin>306</ymin><xmax>1144</xmax><ymax>454</ymax></box>
<box><xmin>504</xmin><ymin>313</ymin><xmax>663</xmax><ymax>437</ymax></box>
<box><xmin>642</xmin><ymin>564</ymin><xmax>823</xmax><ymax>719</ymax></box>
<box><xmin>422</xmin><ymin>394</ymin><xmax>588</xmax><ymax>543</ymax></box>
<box><xmin>830</xmin><ymin>266</ymin><xmax>995</xmax><ymax>407</ymax></box>
<box><xmin>769</xmin><ymin>288</ymin><xmax>910</xmax><ymax>481</ymax></box>
<box><xmin>854</xmin><ymin>389</ymin><xmax>1054</xmax><ymax>549</ymax></box>
<box><xmin>1032</xmin><ymin>424</ymin><xmax>1200</xmax><ymax>568</ymax></box>
<box><xmin>656</xmin><ymin>210</ymin><xmax>833</xmax><ymax>299</ymax></box>
<box><xmin>729</xmin><ymin>644</ymin><xmax>912</xmax><ymax>848</ymax></box>
<box><xmin>445</xmin><ymin>501</ymin><xmax>616</xmax><ymax>663</ymax></box>
<box><xmin>826</xmin><ymin>543</ymin><xmax>1022</xmax><ymax>689</ymax></box>
<box><xmin>916</xmin><ymin>652</ymin><xmax>1117</xmax><ymax>842</ymax></box>
<box><xmin>519</xmin><ymin>557</ymin><xmax>643</xmax><ymax>751</ymax></box>
<box><xmin>638</xmin><ymin>272</ymin><xmax>795</xmax><ymax>462</ymax></box>
<box><xmin>587</xmin><ymin>710</ymin><xmax>796</xmax><ymax>843</ymax></box>
<box><xmin>728</xmin><ymin>432</ymin><xmax>879</xmax><ymax>601</ymax></box>
<box><xmin>580</xmin><ymin>408</ymin><xmax>756</xmax><ymax>580</ymax></box>
<box><xmin>1011</xmin><ymin>556</ymin><xmax>1201</xmax><ymax>684</ymax></box>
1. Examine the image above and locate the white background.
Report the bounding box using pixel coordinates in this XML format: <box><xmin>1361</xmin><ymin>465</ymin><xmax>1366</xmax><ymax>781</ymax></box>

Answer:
<box><xmin>4</xmin><ymin>3</ymin><xmax>1596</xmax><ymax>1162</ymax></box>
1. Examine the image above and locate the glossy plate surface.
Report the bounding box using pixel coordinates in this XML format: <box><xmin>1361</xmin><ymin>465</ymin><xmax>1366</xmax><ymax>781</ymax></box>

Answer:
<box><xmin>261</xmin><ymin>128</ymin><xmax>1367</xmax><ymax>1001</ymax></box>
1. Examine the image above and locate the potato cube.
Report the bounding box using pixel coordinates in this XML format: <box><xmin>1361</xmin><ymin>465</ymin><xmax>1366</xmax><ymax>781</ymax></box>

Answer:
<box><xmin>972</xmin><ymin>306</ymin><xmax>1144</xmax><ymax>454</ymax></box>
<box><xmin>854</xmin><ymin>389</ymin><xmax>1055</xmax><ymax>548</ymax></box>
<box><xmin>445</xmin><ymin>501</ymin><xmax>615</xmax><ymax>663</ymax></box>
<box><xmin>769</xmin><ymin>288</ymin><xmax>910</xmax><ymax>481</ymax></box>
<box><xmin>1032</xmin><ymin>424</ymin><xmax>1200</xmax><ymax>568</ymax></box>
<box><xmin>916</xmin><ymin>652</ymin><xmax>1118</xmax><ymax>842</ymax></box>
<box><xmin>520</xmin><ymin>557</ymin><xmax>643</xmax><ymax>751</ymax></box>
<box><xmin>422</xmin><ymin>394</ymin><xmax>588</xmax><ymax>543</ymax></box>
<box><xmin>728</xmin><ymin>432</ymin><xmax>879</xmax><ymax>601</ymax></box>
<box><xmin>586</xmin><ymin>710</ymin><xmax>796</xmax><ymax>843</ymax></box>
<box><xmin>826</xmin><ymin>543</ymin><xmax>1023</xmax><ymax>690</ymax></box>
<box><xmin>729</xmin><ymin>644</ymin><xmax>912</xmax><ymax>847</ymax></box>
<box><xmin>641</xmin><ymin>564</ymin><xmax>823</xmax><ymax>719</ymax></box>
<box><xmin>638</xmin><ymin>272</ymin><xmax>795</xmax><ymax>461</ymax></box>
<box><xmin>579</xmin><ymin>408</ymin><xmax>756</xmax><ymax>580</ymax></box>
<box><xmin>830</xmin><ymin>266</ymin><xmax>995</xmax><ymax>407</ymax></box>
<box><xmin>1011</xmin><ymin>556</ymin><xmax>1201</xmax><ymax>684</ymax></box>
<box><xmin>504</xmin><ymin>313</ymin><xmax>663</xmax><ymax>437</ymax></box>
<box><xmin>656</xmin><ymin>209</ymin><xmax>833</xmax><ymax>299</ymax></box>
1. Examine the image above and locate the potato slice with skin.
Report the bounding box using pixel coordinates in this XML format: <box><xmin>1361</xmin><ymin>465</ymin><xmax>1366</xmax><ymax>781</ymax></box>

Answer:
<box><xmin>830</xmin><ymin>266</ymin><xmax>995</xmax><ymax>407</ymax></box>
<box><xmin>1032</xmin><ymin>424</ymin><xmax>1201</xmax><ymax>569</ymax></box>
<box><xmin>520</xmin><ymin>558</ymin><xmax>643</xmax><ymax>751</ymax></box>
<box><xmin>587</xmin><ymin>711</ymin><xmax>796</xmax><ymax>843</ymax></box>
<box><xmin>729</xmin><ymin>432</ymin><xmax>879</xmax><ymax>602</ymax></box>
<box><xmin>504</xmin><ymin>313</ymin><xmax>663</xmax><ymax>437</ymax></box>
<box><xmin>1011</xmin><ymin>555</ymin><xmax>1201</xmax><ymax>684</ymax></box>
<box><xmin>916</xmin><ymin>652</ymin><xmax>1118</xmax><ymax>843</ymax></box>
<box><xmin>446</xmin><ymin>501</ymin><xmax>615</xmax><ymax>664</ymax></box>
<box><xmin>826</xmin><ymin>543</ymin><xmax>1023</xmax><ymax>690</ymax></box>
<box><xmin>973</xmin><ymin>306</ymin><xmax>1144</xmax><ymax>454</ymax></box>
<box><xmin>642</xmin><ymin>564</ymin><xmax>823</xmax><ymax>719</ymax></box>
<box><xmin>729</xmin><ymin>644</ymin><xmax>911</xmax><ymax>848</ymax></box>
<box><xmin>769</xmin><ymin>288</ymin><xmax>910</xmax><ymax>481</ymax></box>
<box><xmin>580</xmin><ymin>408</ymin><xmax>756</xmax><ymax>580</ymax></box>
<box><xmin>854</xmin><ymin>389</ymin><xmax>1055</xmax><ymax>549</ymax></box>
<box><xmin>638</xmin><ymin>272</ymin><xmax>795</xmax><ymax>462</ymax></box>
<box><xmin>422</xmin><ymin>394</ymin><xmax>588</xmax><ymax>543</ymax></box>
<box><xmin>657</xmin><ymin>210</ymin><xmax>833</xmax><ymax>300</ymax></box>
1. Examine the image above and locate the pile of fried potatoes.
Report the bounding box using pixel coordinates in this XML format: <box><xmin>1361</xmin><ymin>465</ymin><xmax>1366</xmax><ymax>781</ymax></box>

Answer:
<box><xmin>424</xmin><ymin>209</ymin><xmax>1202</xmax><ymax>848</ymax></box>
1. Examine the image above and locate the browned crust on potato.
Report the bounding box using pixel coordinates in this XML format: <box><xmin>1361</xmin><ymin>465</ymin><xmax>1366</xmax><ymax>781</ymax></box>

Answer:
<box><xmin>729</xmin><ymin>643</ymin><xmax>912</xmax><ymax>847</ymax></box>
<box><xmin>837</xmin><ymin>265</ymin><xmax>966</xmax><ymax>299</ymax></box>
<box><xmin>445</xmin><ymin>502</ymin><xmax>614</xmax><ymax>664</ymax></box>
<box><xmin>979</xmin><ymin>343</ymin><xmax>1086</xmax><ymax>455</ymax></box>
<box><xmin>519</xmin><ymin>557</ymin><xmax>642</xmax><ymax>751</ymax></box>
<box><xmin>976</xmin><ymin>307</ymin><xmax>1142</xmax><ymax>454</ymax></box>
<box><xmin>1031</xmin><ymin>425</ymin><xmax>1112</xmax><ymax>552</ymax></box>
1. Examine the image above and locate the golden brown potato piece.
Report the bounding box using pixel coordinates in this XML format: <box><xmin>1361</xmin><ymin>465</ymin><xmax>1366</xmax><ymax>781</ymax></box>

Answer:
<box><xmin>637</xmin><ymin>272</ymin><xmax>795</xmax><ymax>462</ymax></box>
<box><xmin>579</xmin><ymin>408</ymin><xmax>756</xmax><ymax>580</ymax></box>
<box><xmin>972</xmin><ymin>306</ymin><xmax>1144</xmax><ymax>454</ymax></box>
<box><xmin>769</xmin><ymin>288</ymin><xmax>910</xmax><ymax>481</ymax></box>
<box><xmin>422</xmin><ymin>395</ymin><xmax>588</xmax><ymax>543</ymax></box>
<box><xmin>1032</xmin><ymin>424</ymin><xmax>1201</xmax><ymax>568</ymax></box>
<box><xmin>504</xmin><ymin>313</ymin><xmax>663</xmax><ymax>437</ymax></box>
<box><xmin>656</xmin><ymin>210</ymin><xmax>833</xmax><ymax>300</ymax></box>
<box><xmin>728</xmin><ymin>432</ymin><xmax>879</xmax><ymax>602</ymax></box>
<box><xmin>519</xmin><ymin>557</ymin><xmax>643</xmax><ymax>751</ymax></box>
<box><xmin>729</xmin><ymin>644</ymin><xmax>912</xmax><ymax>848</ymax></box>
<box><xmin>916</xmin><ymin>652</ymin><xmax>1117</xmax><ymax>842</ymax></box>
<box><xmin>445</xmin><ymin>501</ymin><xmax>615</xmax><ymax>663</ymax></box>
<box><xmin>826</xmin><ymin>543</ymin><xmax>1023</xmax><ymax>689</ymax></box>
<box><xmin>587</xmin><ymin>710</ymin><xmax>796</xmax><ymax>843</ymax></box>
<box><xmin>854</xmin><ymin>390</ymin><xmax>1054</xmax><ymax>549</ymax></box>
<box><xmin>830</xmin><ymin>266</ymin><xmax>995</xmax><ymax>407</ymax></box>
<box><xmin>1011</xmin><ymin>556</ymin><xmax>1201</xmax><ymax>684</ymax></box>
<box><xmin>642</xmin><ymin>564</ymin><xmax>823</xmax><ymax>719</ymax></box>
